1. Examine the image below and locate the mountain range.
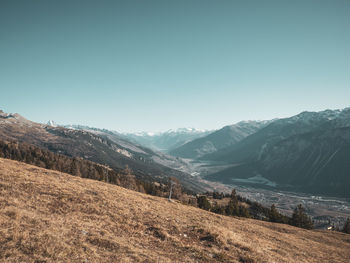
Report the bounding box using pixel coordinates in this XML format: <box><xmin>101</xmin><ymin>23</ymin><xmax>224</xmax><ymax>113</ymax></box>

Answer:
<box><xmin>201</xmin><ymin>108</ymin><xmax>350</xmax><ymax>197</ymax></box>
<box><xmin>60</xmin><ymin>107</ymin><xmax>350</xmax><ymax>197</ymax></box>
<box><xmin>1</xmin><ymin>107</ymin><xmax>350</xmax><ymax>197</ymax></box>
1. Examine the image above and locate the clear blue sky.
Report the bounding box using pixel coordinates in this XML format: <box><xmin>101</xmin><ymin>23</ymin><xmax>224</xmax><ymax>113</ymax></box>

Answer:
<box><xmin>1</xmin><ymin>0</ymin><xmax>349</xmax><ymax>132</ymax></box>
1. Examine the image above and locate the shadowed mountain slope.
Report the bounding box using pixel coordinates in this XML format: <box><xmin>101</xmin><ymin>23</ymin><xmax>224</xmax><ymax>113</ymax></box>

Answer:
<box><xmin>204</xmin><ymin>109</ymin><xmax>350</xmax><ymax>197</ymax></box>
<box><xmin>202</xmin><ymin>109</ymin><xmax>350</xmax><ymax>162</ymax></box>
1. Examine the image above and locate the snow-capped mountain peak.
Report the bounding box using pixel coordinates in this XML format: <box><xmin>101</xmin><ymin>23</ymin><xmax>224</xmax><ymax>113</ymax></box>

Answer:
<box><xmin>125</xmin><ymin>128</ymin><xmax>210</xmax><ymax>137</ymax></box>
<box><xmin>165</xmin><ymin>127</ymin><xmax>209</xmax><ymax>134</ymax></box>
<box><xmin>47</xmin><ymin>120</ymin><xmax>57</xmax><ymax>127</ymax></box>
<box><xmin>122</xmin><ymin>128</ymin><xmax>213</xmax><ymax>152</ymax></box>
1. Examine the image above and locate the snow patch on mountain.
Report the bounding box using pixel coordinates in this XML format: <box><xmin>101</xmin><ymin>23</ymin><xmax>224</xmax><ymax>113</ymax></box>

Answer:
<box><xmin>47</xmin><ymin>120</ymin><xmax>57</xmax><ymax>127</ymax></box>
<box><xmin>125</xmin><ymin>128</ymin><xmax>211</xmax><ymax>137</ymax></box>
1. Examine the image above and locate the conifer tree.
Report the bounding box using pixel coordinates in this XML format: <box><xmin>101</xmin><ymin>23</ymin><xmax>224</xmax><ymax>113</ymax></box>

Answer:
<box><xmin>342</xmin><ymin>218</ymin><xmax>350</xmax><ymax>234</ymax></box>
<box><xmin>197</xmin><ymin>196</ymin><xmax>211</xmax><ymax>211</ymax></box>
<box><xmin>291</xmin><ymin>204</ymin><xmax>313</xmax><ymax>229</ymax></box>
<box><xmin>238</xmin><ymin>205</ymin><xmax>250</xmax><ymax>218</ymax></box>
<box><xmin>269</xmin><ymin>204</ymin><xmax>280</xmax><ymax>223</ymax></box>
<box><xmin>225</xmin><ymin>199</ymin><xmax>239</xmax><ymax>216</ymax></box>
<box><xmin>211</xmin><ymin>204</ymin><xmax>225</xmax><ymax>215</ymax></box>
<box><xmin>231</xmin><ymin>189</ymin><xmax>238</xmax><ymax>201</ymax></box>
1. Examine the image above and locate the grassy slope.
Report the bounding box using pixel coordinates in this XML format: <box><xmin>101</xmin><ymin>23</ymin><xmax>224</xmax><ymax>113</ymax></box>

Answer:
<box><xmin>0</xmin><ymin>158</ymin><xmax>349</xmax><ymax>263</ymax></box>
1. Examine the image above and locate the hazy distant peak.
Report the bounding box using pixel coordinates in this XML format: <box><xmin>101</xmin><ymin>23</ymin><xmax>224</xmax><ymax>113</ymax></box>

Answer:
<box><xmin>234</xmin><ymin>119</ymin><xmax>272</xmax><ymax>126</ymax></box>
<box><xmin>126</xmin><ymin>128</ymin><xmax>211</xmax><ymax>137</ymax></box>
<box><xmin>47</xmin><ymin>120</ymin><xmax>57</xmax><ymax>127</ymax></box>
<box><xmin>129</xmin><ymin>131</ymin><xmax>159</xmax><ymax>137</ymax></box>
<box><xmin>165</xmin><ymin>127</ymin><xmax>210</xmax><ymax>134</ymax></box>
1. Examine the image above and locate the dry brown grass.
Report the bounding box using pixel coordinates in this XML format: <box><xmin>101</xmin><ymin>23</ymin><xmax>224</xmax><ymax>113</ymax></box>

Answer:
<box><xmin>0</xmin><ymin>158</ymin><xmax>349</xmax><ymax>263</ymax></box>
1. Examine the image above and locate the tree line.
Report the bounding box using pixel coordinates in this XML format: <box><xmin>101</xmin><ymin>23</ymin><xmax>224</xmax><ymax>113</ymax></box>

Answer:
<box><xmin>0</xmin><ymin>139</ymin><xmax>147</xmax><ymax>192</ymax></box>
<box><xmin>197</xmin><ymin>190</ymin><xmax>314</xmax><ymax>229</ymax></box>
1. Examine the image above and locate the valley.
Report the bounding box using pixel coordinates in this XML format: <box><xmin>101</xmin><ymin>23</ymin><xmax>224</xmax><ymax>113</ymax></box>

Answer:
<box><xmin>229</xmin><ymin>184</ymin><xmax>350</xmax><ymax>230</ymax></box>
<box><xmin>174</xmin><ymin>158</ymin><xmax>350</xmax><ymax>230</ymax></box>
<box><xmin>1</xmin><ymin>107</ymin><xmax>350</xmax><ymax>234</ymax></box>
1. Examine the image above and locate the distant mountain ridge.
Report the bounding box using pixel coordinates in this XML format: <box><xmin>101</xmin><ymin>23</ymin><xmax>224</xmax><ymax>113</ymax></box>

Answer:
<box><xmin>122</xmin><ymin>128</ymin><xmax>213</xmax><ymax>152</ymax></box>
<box><xmin>169</xmin><ymin>121</ymin><xmax>271</xmax><ymax>159</ymax></box>
<box><xmin>202</xmin><ymin>108</ymin><xmax>350</xmax><ymax>162</ymax></box>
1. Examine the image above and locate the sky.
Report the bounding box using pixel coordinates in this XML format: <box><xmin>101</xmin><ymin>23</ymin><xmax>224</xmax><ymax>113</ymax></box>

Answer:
<box><xmin>1</xmin><ymin>0</ymin><xmax>349</xmax><ymax>132</ymax></box>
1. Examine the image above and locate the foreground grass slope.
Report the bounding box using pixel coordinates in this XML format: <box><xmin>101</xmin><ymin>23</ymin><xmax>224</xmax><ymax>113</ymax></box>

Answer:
<box><xmin>0</xmin><ymin>158</ymin><xmax>349</xmax><ymax>263</ymax></box>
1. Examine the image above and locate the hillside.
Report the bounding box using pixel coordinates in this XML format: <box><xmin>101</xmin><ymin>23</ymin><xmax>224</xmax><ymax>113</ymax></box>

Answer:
<box><xmin>0</xmin><ymin>158</ymin><xmax>349</xmax><ymax>263</ymax></box>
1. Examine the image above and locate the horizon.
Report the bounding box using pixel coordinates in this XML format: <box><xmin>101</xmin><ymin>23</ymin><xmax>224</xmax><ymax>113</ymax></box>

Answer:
<box><xmin>1</xmin><ymin>105</ymin><xmax>349</xmax><ymax>133</ymax></box>
<box><xmin>1</xmin><ymin>0</ymin><xmax>350</xmax><ymax>132</ymax></box>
